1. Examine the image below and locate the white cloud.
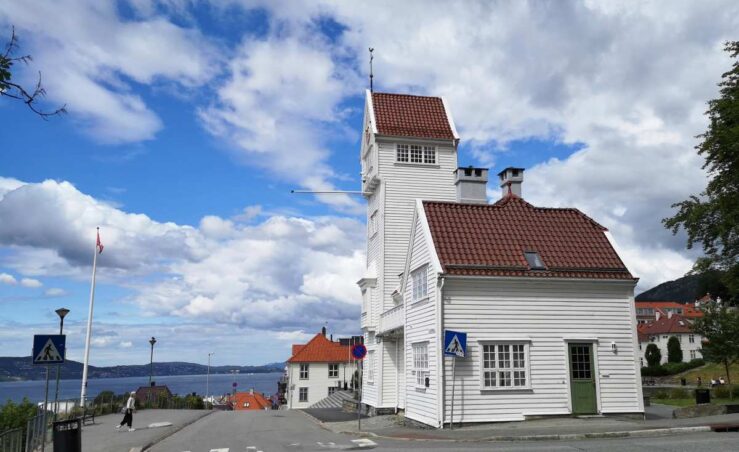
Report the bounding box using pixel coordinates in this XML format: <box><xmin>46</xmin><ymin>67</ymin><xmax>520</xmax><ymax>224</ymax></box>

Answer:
<box><xmin>119</xmin><ymin>341</ymin><xmax>133</xmax><ymax>349</ymax></box>
<box><xmin>0</xmin><ymin>273</ymin><xmax>17</xmax><ymax>285</ymax></box>
<box><xmin>0</xmin><ymin>179</ymin><xmax>364</xmax><ymax>333</ymax></box>
<box><xmin>199</xmin><ymin>35</ymin><xmax>363</xmax><ymax>212</ymax></box>
<box><xmin>0</xmin><ymin>0</ymin><xmax>220</xmax><ymax>142</ymax></box>
<box><xmin>20</xmin><ymin>278</ymin><xmax>42</xmax><ymax>288</ymax></box>
<box><xmin>44</xmin><ymin>288</ymin><xmax>68</xmax><ymax>297</ymax></box>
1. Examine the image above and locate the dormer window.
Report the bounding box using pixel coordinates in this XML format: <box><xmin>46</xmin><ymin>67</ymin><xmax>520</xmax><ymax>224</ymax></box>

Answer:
<box><xmin>397</xmin><ymin>144</ymin><xmax>436</xmax><ymax>164</ymax></box>
<box><xmin>524</xmin><ymin>251</ymin><xmax>545</xmax><ymax>270</ymax></box>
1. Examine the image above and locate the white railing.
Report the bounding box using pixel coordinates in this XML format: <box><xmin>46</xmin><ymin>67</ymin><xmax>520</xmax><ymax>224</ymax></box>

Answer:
<box><xmin>379</xmin><ymin>304</ymin><xmax>404</xmax><ymax>334</ymax></box>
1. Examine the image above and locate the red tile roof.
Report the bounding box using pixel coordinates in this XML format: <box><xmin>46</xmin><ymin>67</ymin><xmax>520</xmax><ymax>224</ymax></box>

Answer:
<box><xmin>371</xmin><ymin>92</ymin><xmax>455</xmax><ymax>140</ymax></box>
<box><xmin>422</xmin><ymin>196</ymin><xmax>634</xmax><ymax>279</ymax></box>
<box><xmin>292</xmin><ymin>345</ymin><xmax>304</xmax><ymax>356</ymax></box>
<box><xmin>635</xmin><ymin>301</ymin><xmax>703</xmax><ymax>319</ymax></box>
<box><xmin>288</xmin><ymin>333</ymin><xmax>351</xmax><ymax>363</ymax></box>
<box><xmin>637</xmin><ymin>314</ymin><xmax>693</xmax><ymax>341</ymax></box>
<box><xmin>232</xmin><ymin>391</ymin><xmax>271</xmax><ymax>411</ymax></box>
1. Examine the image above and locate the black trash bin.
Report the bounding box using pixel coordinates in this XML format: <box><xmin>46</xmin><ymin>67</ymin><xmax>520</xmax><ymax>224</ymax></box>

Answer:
<box><xmin>681</xmin><ymin>378</ymin><xmax>687</xmax><ymax>386</ymax></box>
<box><xmin>53</xmin><ymin>418</ymin><xmax>81</xmax><ymax>452</ymax></box>
<box><xmin>695</xmin><ymin>388</ymin><xmax>711</xmax><ymax>405</ymax></box>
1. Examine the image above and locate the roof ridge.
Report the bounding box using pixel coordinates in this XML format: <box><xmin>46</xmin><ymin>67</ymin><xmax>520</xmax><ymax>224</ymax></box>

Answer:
<box><xmin>372</xmin><ymin>91</ymin><xmax>442</xmax><ymax>100</ymax></box>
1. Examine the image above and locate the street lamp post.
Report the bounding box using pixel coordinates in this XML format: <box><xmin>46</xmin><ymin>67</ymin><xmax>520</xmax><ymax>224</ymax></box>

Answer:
<box><xmin>53</xmin><ymin>308</ymin><xmax>69</xmax><ymax>422</ymax></box>
<box><xmin>148</xmin><ymin>337</ymin><xmax>156</xmax><ymax>405</ymax></box>
<box><xmin>206</xmin><ymin>352</ymin><xmax>214</xmax><ymax>407</ymax></box>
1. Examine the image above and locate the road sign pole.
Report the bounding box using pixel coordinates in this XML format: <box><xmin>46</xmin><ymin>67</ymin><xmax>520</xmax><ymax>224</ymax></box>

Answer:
<box><xmin>450</xmin><ymin>357</ymin><xmax>455</xmax><ymax>430</ymax></box>
<box><xmin>41</xmin><ymin>365</ymin><xmax>50</xmax><ymax>451</ymax></box>
<box><xmin>357</xmin><ymin>358</ymin><xmax>362</xmax><ymax>432</ymax></box>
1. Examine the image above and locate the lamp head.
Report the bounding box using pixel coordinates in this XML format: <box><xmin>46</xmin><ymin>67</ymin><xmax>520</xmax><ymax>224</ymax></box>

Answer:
<box><xmin>149</xmin><ymin>337</ymin><xmax>157</xmax><ymax>346</ymax></box>
<box><xmin>55</xmin><ymin>308</ymin><xmax>70</xmax><ymax>319</ymax></box>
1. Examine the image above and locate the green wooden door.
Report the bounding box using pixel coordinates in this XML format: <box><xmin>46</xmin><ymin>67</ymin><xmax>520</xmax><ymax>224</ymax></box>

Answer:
<box><xmin>569</xmin><ymin>343</ymin><xmax>597</xmax><ymax>414</ymax></box>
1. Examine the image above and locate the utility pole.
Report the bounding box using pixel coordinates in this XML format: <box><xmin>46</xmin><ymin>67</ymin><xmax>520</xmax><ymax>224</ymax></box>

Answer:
<box><xmin>206</xmin><ymin>352</ymin><xmax>214</xmax><ymax>408</ymax></box>
<box><xmin>53</xmin><ymin>307</ymin><xmax>69</xmax><ymax>423</ymax></box>
<box><xmin>148</xmin><ymin>337</ymin><xmax>156</xmax><ymax>405</ymax></box>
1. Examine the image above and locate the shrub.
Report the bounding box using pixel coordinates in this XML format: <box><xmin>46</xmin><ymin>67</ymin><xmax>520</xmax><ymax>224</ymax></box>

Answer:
<box><xmin>653</xmin><ymin>389</ymin><xmax>670</xmax><ymax>399</ymax></box>
<box><xmin>667</xmin><ymin>336</ymin><xmax>683</xmax><ymax>363</ymax></box>
<box><xmin>0</xmin><ymin>398</ymin><xmax>37</xmax><ymax>431</ymax></box>
<box><xmin>669</xmin><ymin>388</ymin><xmax>689</xmax><ymax>399</ymax></box>
<box><xmin>641</xmin><ymin>365</ymin><xmax>668</xmax><ymax>377</ymax></box>
<box><xmin>645</xmin><ymin>343</ymin><xmax>662</xmax><ymax>367</ymax></box>
<box><xmin>714</xmin><ymin>385</ymin><xmax>731</xmax><ymax>399</ymax></box>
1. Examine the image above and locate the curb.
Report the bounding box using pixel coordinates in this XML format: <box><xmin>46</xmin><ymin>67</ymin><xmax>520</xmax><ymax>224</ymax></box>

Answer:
<box><xmin>330</xmin><ymin>425</ymin><xmax>713</xmax><ymax>443</ymax></box>
<box><xmin>141</xmin><ymin>410</ymin><xmax>215</xmax><ymax>451</ymax></box>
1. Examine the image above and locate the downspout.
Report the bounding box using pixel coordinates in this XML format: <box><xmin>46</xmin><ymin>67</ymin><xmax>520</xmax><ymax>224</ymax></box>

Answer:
<box><xmin>436</xmin><ymin>275</ymin><xmax>445</xmax><ymax>428</ymax></box>
<box><xmin>395</xmin><ymin>336</ymin><xmax>400</xmax><ymax>414</ymax></box>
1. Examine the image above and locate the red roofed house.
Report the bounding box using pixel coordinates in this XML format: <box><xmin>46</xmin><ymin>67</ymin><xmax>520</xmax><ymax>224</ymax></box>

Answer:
<box><xmin>357</xmin><ymin>90</ymin><xmax>643</xmax><ymax>427</ymax></box>
<box><xmin>232</xmin><ymin>389</ymin><xmax>272</xmax><ymax>411</ymax></box>
<box><xmin>286</xmin><ymin>329</ymin><xmax>355</xmax><ymax>409</ymax></box>
<box><xmin>635</xmin><ymin>301</ymin><xmax>703</xmax><ymax>324</ymax></box>
<box><xmin>637</xmin><ymin>314</ymin><xmax>703</xmax><ymax>366</ymax></box>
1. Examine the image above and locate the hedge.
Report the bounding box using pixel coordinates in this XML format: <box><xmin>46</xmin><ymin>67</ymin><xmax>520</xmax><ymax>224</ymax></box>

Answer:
<box><xmin>641</xmin><ymin>359</ymin><xmax>705</xmax><ymax>377</ymax></box>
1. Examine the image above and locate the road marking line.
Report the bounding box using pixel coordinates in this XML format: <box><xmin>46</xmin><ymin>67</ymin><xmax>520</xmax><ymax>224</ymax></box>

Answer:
<box><xmin>210</xmin><ymin>449</ymin><xmax>229</xmax><ymax>452</ymax></box>
<box><xmin>246</xmin><ymin>448</ymin><xmax>257</xmax><ymax>451</ymax></box>
<box><xmin>351</xmin><ymin>438</ymin><xmax>378</xmax><ymax>448</ymax></box>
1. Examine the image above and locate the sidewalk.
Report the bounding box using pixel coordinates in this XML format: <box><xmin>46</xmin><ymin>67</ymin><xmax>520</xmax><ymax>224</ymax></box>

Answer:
<box><xmin>46</xmin><ymin>409</ymin><xmax>212</xmax><ymax>452</ymax></box>
<box><xmin>314</xmin><ymin>406</ymin><xmax>739</xmax><ymax>442</ymax></box>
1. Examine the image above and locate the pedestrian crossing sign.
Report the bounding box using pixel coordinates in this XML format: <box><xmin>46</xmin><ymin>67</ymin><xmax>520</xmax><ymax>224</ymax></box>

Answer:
<box><xmin>32</xmin><ymin>334</ymin><xmax>66</xmax><ymax>365</ymax></box>
<box><xmin>443</xmin><ymin>330</ymin><xmax>467</xmax><ymax>358</ymax></box>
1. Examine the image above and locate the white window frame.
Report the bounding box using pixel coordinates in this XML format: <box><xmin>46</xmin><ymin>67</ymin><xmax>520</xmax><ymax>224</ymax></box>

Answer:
<box><xmin>689</xmin><ymin>334</ymin><xmax>695</xmax><ymax>344</ymax></box>
<box><xmin>299</xmin><ymin>387</ymin><xmax>308</xmax><ymax>402</ymax></box>
<box><xmin>366</xmin><ymin>351</ymin><xmax>375</xmax><ymax>383</ymax></box>
<box><xmin>396</xmin><ymin>144</ymin><xmax>436</xmax><ymax>164</ymax></box>
<box><xmin>328</xmin><ymin>386</ymin><xmax>337</xmax><ymax>396</ymax></box>
<box><xmin>396</xmin><ymin>144</ymin><xmax>409</xmax><ymax>162</ymax></box>
<box><xmin>299</xmin><ymin>363</ymin><xmax>309</xmax><ymax>380</ymax></box>
<box><xmin>479</xmin><ymin>342</ymin><xmax>531</xmax><ymax>390</ymax></box>
<box><xmin>412</xmin><ymin>342</ymin><xmax>429</xmax><ymax>389</ymax></box>
<box><xmin>411</xmin><ymin>265</ymin><xmax>428</xmax><ymax>303</ymax></box>
<box><xmin>690</xmin><ymin>350</ymin><xmax>696</xmax><ymax>360</ymax></box>
<box><xmin>328</xmin><ymin>363</ymin><xmax>339</xmax><ymax>378</ymax></box>
<box><xmin>369</xmin><ymin>210</ymin><xmax>378</xmax><ymax>237</ymax></box>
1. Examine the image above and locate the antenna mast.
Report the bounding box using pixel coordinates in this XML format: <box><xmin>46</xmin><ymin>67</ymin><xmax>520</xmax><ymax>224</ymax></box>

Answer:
<box><xmin>369</xmin><ymin>47</ymin><xmax>374</xmax><ymax>92</ymax></box>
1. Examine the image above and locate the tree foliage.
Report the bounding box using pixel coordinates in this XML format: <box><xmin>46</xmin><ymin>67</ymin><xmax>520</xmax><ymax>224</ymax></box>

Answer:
<box><xmin>691</xmin><ymin>301</ymin><xmax>739</xmax><ymax>385</ymax></box>
<box><xmin>645</xmin><ymin>343</ymin><xmax>662</xmax><ymax>367</ymax></box>
<box><xmin>667</xmin><ymin>336</ymin><xmax>683</xmax><ymax>363</ymax></box>
<box><xmin>0</xmin><ymin>398</ymin><xmax>37</xmax><ymax>431</ymax></box>
<box><xmin>664</xmin><ymin>41</ymin><xmax>739</xmax><ymax>304</ymax></box>
<box><xmin>1</xmin><ymin>26</ymin><xmax>66</xmax><ymax>118</ymax></box>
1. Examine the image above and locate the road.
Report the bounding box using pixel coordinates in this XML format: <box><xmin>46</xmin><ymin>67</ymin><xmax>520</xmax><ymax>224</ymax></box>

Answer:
<box><xmin>148</xmin><ymin>410</ymin><xmax>739</xmax><ymax>452</ymax></box>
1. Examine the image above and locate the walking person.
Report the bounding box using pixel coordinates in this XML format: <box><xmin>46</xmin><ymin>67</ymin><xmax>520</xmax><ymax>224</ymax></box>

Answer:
<box><xmin>116</xmin><ymin>391</ymin><xmax>136</xmax><ymax>432</ymax></box>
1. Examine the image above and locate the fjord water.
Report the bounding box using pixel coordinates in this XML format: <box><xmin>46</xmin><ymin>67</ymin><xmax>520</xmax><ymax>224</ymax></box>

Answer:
<box><xmin>0</xmin><ymin>372</ymin><xmax>282</xmax><ymax>403</ymax></box>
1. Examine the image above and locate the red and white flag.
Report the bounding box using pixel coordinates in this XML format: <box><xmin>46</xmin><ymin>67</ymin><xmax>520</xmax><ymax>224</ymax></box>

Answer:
<box><xmin>96</xmin><ymin>230</ymin><xmax>104</xmax><ymax>254</ymax></box>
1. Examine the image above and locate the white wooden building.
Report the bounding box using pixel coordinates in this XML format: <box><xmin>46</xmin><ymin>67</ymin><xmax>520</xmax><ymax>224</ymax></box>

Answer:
<box><xmin>285</xmin><ymin>331</ymin><xmax>356</xmax><ymax>409</ymax></box>
<box><xmin>357</xmin><ymin>90</ymin><xmax>644</xmax><ymax>427</ymax></box>
<box><xmin>637</xmin><ymin>314</ymin><xmax>703</xmax><ymax>366</ymax></box>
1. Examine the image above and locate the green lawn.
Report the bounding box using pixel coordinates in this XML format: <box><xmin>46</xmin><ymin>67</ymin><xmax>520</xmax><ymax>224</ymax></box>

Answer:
<box><xmin>665</xmin><ymin>362</ymin><xmax>739</xmax><ymax>385</ymax></box>
<box><xmin>653</xmin><ymin>398</ymin><xmax>735</xmax><ymax>407</ymax></box>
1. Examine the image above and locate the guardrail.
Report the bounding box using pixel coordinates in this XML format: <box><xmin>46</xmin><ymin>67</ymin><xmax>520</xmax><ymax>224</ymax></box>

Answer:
<box><xmin>25</xmin><ymin>412</ymin><xmax>48</xmax><ymax>452</ymax></box>
<box><xmin>379</xmin><ymin>303</ymin><xmax>404</xmax><ymax>334</ymax></box>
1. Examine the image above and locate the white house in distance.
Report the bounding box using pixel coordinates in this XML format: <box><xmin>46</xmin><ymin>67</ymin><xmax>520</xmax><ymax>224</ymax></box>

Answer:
<box><xmin>357</xmin><ymin>90</ymin><xmax>644</xmax><ymax>427</ymax></box>
<box><xmin>285</xmin><ymin>330</ymin><xmax>356</xmax><ymax>409</ymax></box>
<box><xmin>637</xmin><ymin>314</ymin><xmax>703</xmax><ymax>366</ymax></box>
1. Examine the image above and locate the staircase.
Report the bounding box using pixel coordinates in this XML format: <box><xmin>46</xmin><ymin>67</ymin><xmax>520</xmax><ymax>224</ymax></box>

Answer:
<box><xmin>309</xmin><ymin>390</ymin><xmax>355</xmax><ymax>409</ymax></box>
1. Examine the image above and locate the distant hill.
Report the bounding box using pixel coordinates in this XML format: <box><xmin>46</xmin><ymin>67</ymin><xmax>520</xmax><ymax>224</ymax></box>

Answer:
<box><xmin>0</xmin><ymin>357</ymin><xmax>284</xmax><ymax>382</ymax></box>
<box><xmin>636</xmin><ymin>274</ymin><xmax>702</xmax><ymax>303</ymax></box>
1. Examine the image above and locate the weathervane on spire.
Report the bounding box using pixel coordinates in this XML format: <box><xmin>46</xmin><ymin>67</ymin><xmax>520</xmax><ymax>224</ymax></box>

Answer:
<box><xmin>369</xmin><ymin>47</ymin><xmax>374</xmax><ymax>92</ymax></box>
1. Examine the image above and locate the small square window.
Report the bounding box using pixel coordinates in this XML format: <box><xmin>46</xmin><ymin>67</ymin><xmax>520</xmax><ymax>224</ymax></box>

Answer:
<box><xmin>524</xmin><ymin>251</ymin><xmax>546</xmax><ymax>270</ymax></box>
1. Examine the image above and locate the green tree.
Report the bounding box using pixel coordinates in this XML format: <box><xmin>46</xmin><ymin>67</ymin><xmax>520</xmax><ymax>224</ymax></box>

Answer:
<box><xmin>1</xmin><ymin>26</ymin><xmax>65</xmax><ymax>117</ymax></box>
<box><xmin>645</xmin><ymin>343</ymin><xmax>662</xmax><ymax>367</ymax></box>
<box><xmin>0</xmin><ymin>398</ymin><xmax>37</xmax><ymax>431</ymax></box>
<box><xmin>667</xmin><ymin>336</ymin><xmax>683</xmax><ymax>363</ymax></box>
<box><xmin>691</xmin><ymin>301</ymin><xmax>739</xmax><ymax>386</ymax></box>
<box><xmin>663</xmin><ymin>41</ymin><xmax>739</xmax><ymax>304</ymax></box>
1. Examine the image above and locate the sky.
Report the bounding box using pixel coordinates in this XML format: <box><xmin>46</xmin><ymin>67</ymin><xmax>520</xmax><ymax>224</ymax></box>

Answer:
<box><xmin>0</xmin><ymin>1</ymin><xmax>737</xmax><ymax>367</ymax></box>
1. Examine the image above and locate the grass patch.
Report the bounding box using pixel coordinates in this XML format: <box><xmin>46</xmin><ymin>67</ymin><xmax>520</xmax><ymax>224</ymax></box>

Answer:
<box><xmin>664</xmin><ymin>362</ymin><xmax>739</xmax><ymax>385</ymax></box>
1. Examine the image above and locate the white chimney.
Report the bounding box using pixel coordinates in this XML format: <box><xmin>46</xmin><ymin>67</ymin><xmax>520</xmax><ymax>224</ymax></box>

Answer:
<box><xmin>454</xmin><ymin>167</ymin><xmax>489</xmax><ymax>204</ymax></box>
<box><xmin>667</xmin><ymin>311</ymin><xmax>673</xmax><ymax>319</ymax></box>
<box><xmin>655</xmin><ymin>311</ymin><xmax>661</xmax><ymax>321</ymax></box>
<box><xmin>498</xmin><ymin>167</ymin><xmax>524</xmax><ymax>198</ymax></box>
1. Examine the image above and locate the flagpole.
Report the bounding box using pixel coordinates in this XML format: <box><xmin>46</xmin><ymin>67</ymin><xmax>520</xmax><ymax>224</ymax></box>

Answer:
<box><xmin>80</xmin><ymin>227</ymin><xmax>100</xmax><ymax>406</ymax></box>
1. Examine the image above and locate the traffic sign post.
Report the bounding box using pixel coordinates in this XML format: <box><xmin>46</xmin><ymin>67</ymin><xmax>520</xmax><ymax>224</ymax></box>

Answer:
<box><xmin>351</xmin><ymin>343</ymin><xmax>367</xmax><ymax>432</ymax></box>
<box><xmin>443</xmin><ymin>330</ymin><xmax>467</xmax><ymax>430</ymax></box>
<box><xmin>33</xmin><ymin>334</ymin><xmax>66</xmax><ymax>452</ymax></box>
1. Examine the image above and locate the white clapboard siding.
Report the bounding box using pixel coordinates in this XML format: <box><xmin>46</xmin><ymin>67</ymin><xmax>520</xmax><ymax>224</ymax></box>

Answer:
<box><xmin>361</xmin><ymin>331</ymin><xmax>378</xmax><ymax>407</ymax></box>
<box><xmin>382</xmin><ymin>339</ymin><xmax>398</xmax><ymax>406</ymax></box>
<box><xmin>377</xmin><ymin>138</ymin><xmax>457</xmax><ymax>314</ymax></box>
<box><xmin>403</xmin><ymin>212</ymin><xmax>440</xmax><ymax>426</ymax></box>
<box><xmin>440</xmin><ymin>278</ymin><xmax>643</xmax><ymax>423</ymax></box>
<box><xmin>288</xmin><ymin>362</ymin><xmax>355</xmax><ymax>410</ymax></box>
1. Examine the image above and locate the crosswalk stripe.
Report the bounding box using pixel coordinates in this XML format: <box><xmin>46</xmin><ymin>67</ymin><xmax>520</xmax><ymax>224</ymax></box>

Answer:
<box><xmin>210</xmin><ymin>449</ymin><xmax>229</xmax><ymax>452</ymax></box>
<box><xmin>351</xmin><ymin>438</ymin><xmax>378</xmax><ymax>448</ymax></box>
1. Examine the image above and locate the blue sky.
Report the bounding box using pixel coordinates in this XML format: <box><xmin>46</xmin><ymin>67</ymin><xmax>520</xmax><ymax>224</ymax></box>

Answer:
<box><xmin>1</xmin><ymin>1</ymin><xmax>736</xmax><ymax>366</ymax></box>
